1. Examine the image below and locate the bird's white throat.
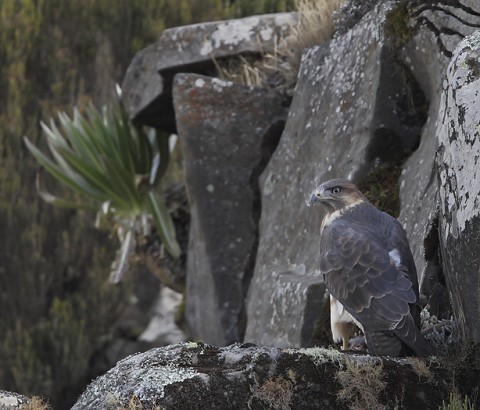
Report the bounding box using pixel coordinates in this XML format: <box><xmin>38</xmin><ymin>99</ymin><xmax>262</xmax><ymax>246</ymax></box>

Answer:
<box><xmin>321</xmin><ymin>199</ymin><xmax>364</xmax><ymax>232</ymax></box>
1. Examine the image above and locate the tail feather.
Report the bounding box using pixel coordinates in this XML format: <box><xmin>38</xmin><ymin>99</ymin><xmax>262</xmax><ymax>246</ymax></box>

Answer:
<box><xmin>364</xmin><ymin>329</ymin><xmax>406</xmax><ymax>357</ymax></box>
<box><xmin>364</xmin><ymin>315</ymin><xmax>434</xmax><ymax>357</ymax></box>
<box><xmin>394</xmin><ymin>315</ymin><xmax>434</xmax><ymax>357</ymax></box>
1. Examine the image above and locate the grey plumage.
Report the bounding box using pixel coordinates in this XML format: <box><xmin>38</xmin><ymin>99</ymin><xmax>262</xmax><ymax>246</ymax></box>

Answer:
<box><xmin>309</xmin><ymin>179</ymin><xmax>432</xmax><ymax>357</ymax></box>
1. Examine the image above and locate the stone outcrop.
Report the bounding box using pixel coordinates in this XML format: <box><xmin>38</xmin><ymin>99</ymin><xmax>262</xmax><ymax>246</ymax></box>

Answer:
<box><xmin>122</xmin><ymin>13</ymin><xmax>296</xmax><ymax>132</ymax></box>
<box><xmin>437</xmin><ymin>30</ymin><xmax>480</xmax><ymax>343</ymax></box>
<box><xmin>398</xmin><ymin>0</ymin><xmax>480</xmax><ymax>318</ymax></box>
<box><xmin>245</xmin><ymin>1</ymin><xmax>427</xmax><ymax>347</ymax></box>
<box><xmin>70</xmin><ymin>2</ymin><xmax>480</xmax><ymax>409</ymax></box>
<box><xmin>0</xmin><ymin>391</ymin><xmax>28</xmax><ymax>409</ymax></box>
<box><xmin>118</xmin><ymin>0</ymin><xmax>480</xmax><ymax>355</ymax></box>
<box><xmin>72</xmin><ymin>342</ymin><xmax>464</xmax><ymax>410</ymax></box>
<box><xmin>173</xmin><ymin>74</ymin><xmax>287</xmax><ymax>346</ymax></box>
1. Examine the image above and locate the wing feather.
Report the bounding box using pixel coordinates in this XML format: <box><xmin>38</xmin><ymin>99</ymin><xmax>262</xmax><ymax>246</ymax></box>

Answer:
<box><xmin>320</xmin><ymin>216</ymin><xmax>417</xmax><ymax>334</ymax></box>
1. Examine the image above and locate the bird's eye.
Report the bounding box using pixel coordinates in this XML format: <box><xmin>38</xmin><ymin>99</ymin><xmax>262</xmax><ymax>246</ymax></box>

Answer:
<box><xmin>332</xmin><ymin>187</ymin><xmax>342</xmax><ymax>195</ymax></box>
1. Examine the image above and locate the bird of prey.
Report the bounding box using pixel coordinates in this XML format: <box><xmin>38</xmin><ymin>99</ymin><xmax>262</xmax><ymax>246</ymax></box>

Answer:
<box><xmin>309</xmin><ymin>178</ymin><xmax>432</xmax><ymax>357</ymax></box>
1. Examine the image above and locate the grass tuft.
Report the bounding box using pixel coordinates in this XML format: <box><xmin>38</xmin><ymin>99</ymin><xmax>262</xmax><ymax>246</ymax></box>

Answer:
<box><xmin>105</xmin><ymin>394</ymin><xmax>166</xmax><ymax>410</ymax></box>
<box><xmin>336</xmin><ymin>358</ymin><xmax>386</xmax><ymax>410</ymax></box>
<box><xmin>405</xmin><ymin>357</ymin><xmax>434</xmax><ymax>383</ymax></box>
<box><xmin>216</xmin><ymin>0</ymin><xmax>343</xmax><ymax>95</ymax></box>
<box><xmin>22</xmin><ymin>396</ymin><xmax>50</xmax><ymax>410</ymax></box>
<box><xmin>248</xmin><ymin>376</ymin><xmax>295</xmax><ymax>410</ymax></box>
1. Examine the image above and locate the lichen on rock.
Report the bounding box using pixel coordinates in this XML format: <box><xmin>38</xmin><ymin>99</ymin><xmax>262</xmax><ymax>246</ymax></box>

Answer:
<box><xmin>437</xmin><ymin>29</ymin><xmax>480</xmax><ymax>343</ymax></box>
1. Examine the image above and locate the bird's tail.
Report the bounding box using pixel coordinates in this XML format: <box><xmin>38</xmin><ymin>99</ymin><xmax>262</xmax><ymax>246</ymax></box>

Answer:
<box><xmin>364</xmin><ymin>330</ymin><xmax>406</xmax><ymax>357</ymax></box>
<box><xmin>394</xmin><ymin>315</ymin><xmax>434</xmax><ymax>357</ymax></box>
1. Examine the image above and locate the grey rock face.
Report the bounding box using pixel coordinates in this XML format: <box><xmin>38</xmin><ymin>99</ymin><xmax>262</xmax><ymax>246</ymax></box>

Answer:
<box><xmin>396</xmin><ymin>4</ymin><xmax>453</xmax><ymax>312</ymax></box>
<box><xmin>412</xmin><ymin>2</ymin><xmax>480</xmax><ymax>56</ymax></box>
<box><xmin>0</xmin><ymin>391</ymin><xmax>28</xmax><ymax>409</ymax></box>
<box><xmin>72</xmin><ymin>342</ymin><xmax>456</xmax><ymax>410</ymax></box>
<box><xmin>139</xmin><ymin>287</ymin><xmax>186</xmax><ymax>345</ymax></box>
<box><xmin>122</xmin><ymin>13</ymin><xmax>296</xmax><ymax>132</ymax></box>
<box><xmin>245</xmin><ymin>2</ymin><xmax>426</xmax><ymax>347</ymax></box>
<box><xmin>173</xmin><ymin>74</ymin><xmax>287</xmax><ymax>346</ymax></box>
<box><xmin>334</xmin><ymin>0</ymin><xmax>381</xmax><ymax>34</ymax></box>
<box><xmin>437</xmin><ymin>30</ymin><xmax>480</xmax><ymax>342</ymax></box>
<box><xmin>399</xmin><ymin>2</ymin><xmax>480</xmax><ymax>318</ymax></box>
<box><xmin>399</xmin><ymin>2</ymin><xmax>480</xmax><ymax>319</ymax></box>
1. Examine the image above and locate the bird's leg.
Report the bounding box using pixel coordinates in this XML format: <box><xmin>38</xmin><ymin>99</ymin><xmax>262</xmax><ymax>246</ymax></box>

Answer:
<box><xmin>342</xmin><ymin>337</ymin><xmax>349</xmax><ymax>351</ymax></box>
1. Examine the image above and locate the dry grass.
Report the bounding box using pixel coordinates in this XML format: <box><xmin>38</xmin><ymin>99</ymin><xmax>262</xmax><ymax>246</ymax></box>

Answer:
<box><xmin>214</xmin><ymin>54</ymin><xmax>267</xmax><ymax>88</ymax></box>
<box><xmin>248</xmin><ymin>376</ymin><xmax>295</xmax><ymax>410</ymax></box>
<box><xmin>118</xmin><ymin>395</ymin><xmax>166</xmax><ymax>410</ymax></box>
<box><xmin>283</xmin><ymin>0</ymin><xmax>342</xmax><ymax>74</ymax></box>
<box><xmin>22</xmin><ymin>396</ymin><xmax>50</xmax><ymax>410</ymax></box>
<box><xmin>216</xmin><ymin>0</ymin><xmax>344</xmax><ymax>94</ymax></box>
<box><xmin>336</xmin><ymin>358</ymin><xmax>386</xmax><ymax>410</ymax></box>
<box><xmin>104</xmin><ymin>393</ymin><xmax>166</xmax><ymax>410</ymax></box>
<box><xmin>405</xmin><ymin>357</ymin><xmax>434</xmax><ymax>383</ymax></box>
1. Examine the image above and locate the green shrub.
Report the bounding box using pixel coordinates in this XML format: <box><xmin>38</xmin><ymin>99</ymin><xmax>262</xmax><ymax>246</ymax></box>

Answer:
<box><xmin>24</xmin><ymin>100</ymin><xmax>180</xmax><ymax>282</ymax></box>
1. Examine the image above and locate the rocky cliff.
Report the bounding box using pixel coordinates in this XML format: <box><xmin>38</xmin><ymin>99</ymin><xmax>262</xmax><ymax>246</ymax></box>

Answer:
<box><xmin>73</xmin><ymin>0</ymin><xmax>480</xmax><ymax>408</ymax></box>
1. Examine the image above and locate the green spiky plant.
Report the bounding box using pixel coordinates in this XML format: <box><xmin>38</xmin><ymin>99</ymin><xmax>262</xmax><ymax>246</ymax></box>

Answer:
<box><xmin>440</xmin><ymin>393</ymin><xmax>475</xmax><ymax>410</ymax></box>
<box><xmin>24</xmin><ymin>91</ymin><xmax>180</xmax><ymax>283</ymax></box>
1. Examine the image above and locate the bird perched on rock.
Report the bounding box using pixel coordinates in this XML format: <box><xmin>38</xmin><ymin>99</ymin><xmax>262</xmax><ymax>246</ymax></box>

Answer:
<box><xmin>308</xmin><ymin>178</ymin><xmax>432</xmax><ymax>357</ymax></box>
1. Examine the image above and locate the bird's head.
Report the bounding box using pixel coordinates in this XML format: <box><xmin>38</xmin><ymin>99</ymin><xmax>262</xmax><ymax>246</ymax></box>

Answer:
<box><xmin>308</xmin><ymin>179</ymin><xmax>367</xmax><ymax>213</ymax></box>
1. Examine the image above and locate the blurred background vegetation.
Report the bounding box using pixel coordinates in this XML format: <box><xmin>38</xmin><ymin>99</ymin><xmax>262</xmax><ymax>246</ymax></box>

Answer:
<box><xmin>0</xmin><ymin>0</ymin><xmax>294</xmax><ymax>408</ymax></box>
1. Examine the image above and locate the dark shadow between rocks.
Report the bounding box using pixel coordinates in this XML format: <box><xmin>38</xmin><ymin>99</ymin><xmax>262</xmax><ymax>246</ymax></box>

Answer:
<box><xmin>239</xmin><ymin>117</ymin><xmax>286</xmax><ymax>342</ymax></box>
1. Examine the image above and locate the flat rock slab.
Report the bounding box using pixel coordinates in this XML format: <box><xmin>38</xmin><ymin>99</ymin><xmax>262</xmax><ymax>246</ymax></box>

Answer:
<box><xmin>437</xmin><ymin>30</ymin><xmax>480</xmax><ymax>342</ymax></box>
<box><xmin>122</xmin><ymin>13</ymin><xmax>296</xmax><ymax>132</ymax></box>
<box><xmin>72</xmin><ymin>342</ymin><xmax>460</xmax><ymax>410</ymax></box>
<box><xmin>173</xmin><ymin>73</ymin><xmax>287</xmax><ymax>346</ymax></box>
<box><xmin>245</xmin><ymin>1</ymin><xmax>425</xmax><ymax>347</ymax></box>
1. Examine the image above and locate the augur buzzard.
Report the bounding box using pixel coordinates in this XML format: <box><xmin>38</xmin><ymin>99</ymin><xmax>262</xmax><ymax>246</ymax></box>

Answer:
<box><xmin>309</xmin><ymin>178</ymin><xmax>432</xmax><ymax>357</ymax></box>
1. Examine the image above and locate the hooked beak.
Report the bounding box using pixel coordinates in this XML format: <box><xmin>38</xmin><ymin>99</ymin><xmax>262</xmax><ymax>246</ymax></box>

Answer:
<box><xmin>307</xmin><ymin>187</ymin><xmax>323</xmax><ymax>207</ymax></box>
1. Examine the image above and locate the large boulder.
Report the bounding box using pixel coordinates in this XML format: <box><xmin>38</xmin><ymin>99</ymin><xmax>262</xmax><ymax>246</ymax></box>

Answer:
<box><xmin>437</xmin><ymin>29</ymin><xmax>480</xmax><ymax>343</ymax></box>
<box><xmin>122</xmin><ymin>13</ymin><xmax>296</xmax><ymax>132</ymax></box>
<box><xmin>0</xmin><ymin>391</ymin><xmax>28</xmax><ymax>409</ymax></box>
<box><xmin>72</xmin><ymin>342</ymin><xmax>463</xmax><ymax>410</ymax></box>
<box><xmin>398</xmin><ymin>0</ymin><xmax>480</xmax><ymax>319</ymax></box>
<box><xmin>173</xmin><ymin>73</ymin><xmax>287</xmax><ymax>346</ymax></box>
<box><xmin>245</xmin><ymin>1</ymin><xmax>427</xmax><ymax>347</ymax></box>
